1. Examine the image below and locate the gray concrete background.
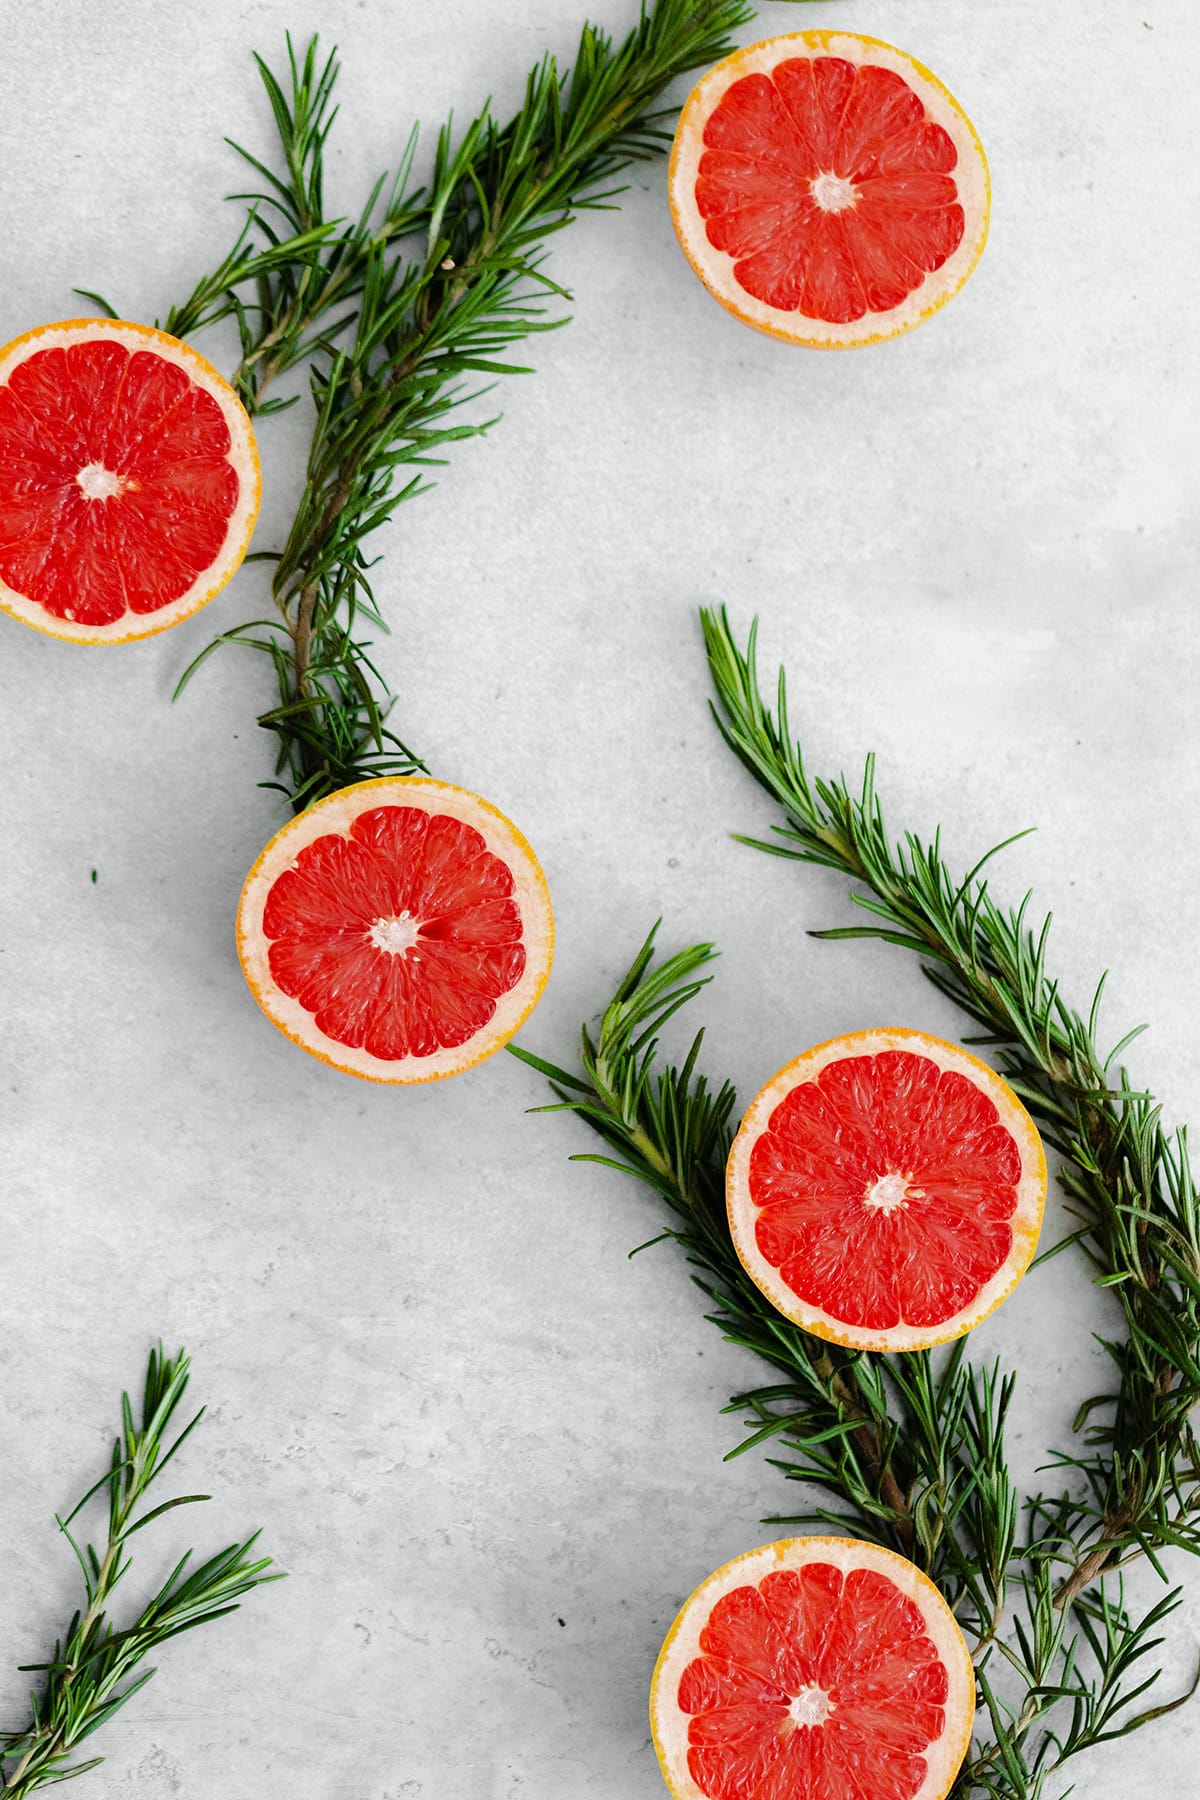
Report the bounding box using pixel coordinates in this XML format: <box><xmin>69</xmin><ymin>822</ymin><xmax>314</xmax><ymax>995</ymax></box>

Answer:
<box><xmin>1</xmin><ymin>1</ymin><xmax>1198</xmax><ymax>1794</ymax></box>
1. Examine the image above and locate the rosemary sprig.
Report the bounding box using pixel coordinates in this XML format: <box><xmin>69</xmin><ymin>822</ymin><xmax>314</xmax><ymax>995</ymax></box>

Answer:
<box><xmin>701</xmin><ymin>605</ymin><xmax>1200</xmax><ymax>1606</ymax></box>
<box><xmin>514</xmin><ymin>933</ymin><xmax>1197</xmax><ymax>1795</ymax></box>
<box><xmin>511</xmin><ymin>934</ymin><xmax>1016</xmax><ymax>1621</ymax></box>
<box><xmin>1</xmin><ymin>1344</ymin><xmax>280</xmax><ymax>1797</ymax></box>
<box><xmin>168</xmin><ymin>3</ymin><xmax>753</xmax><ymax>810</ymax></box>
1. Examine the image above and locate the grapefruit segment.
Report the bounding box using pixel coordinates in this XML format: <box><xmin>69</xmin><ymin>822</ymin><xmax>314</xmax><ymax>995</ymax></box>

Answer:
<box><xmin>0</xmin><ymin>319</ymin><xmax>260</xmax><ymax>643</ymax></box>
<box><xmin>651</xmin><ymin>1538</ymin><xmax>975</xmax><ymax>1800</ymax></box>
<box><xmin>727</xmin><ymin>1030</ymin><xmax>1047</xmax><ymax>1352</ymax></box>
<box><xmin>669</xmin><ymin>32</ymin><xmax>990</xmax><ymax>347</ymax></box>
<box><xmin>237</xmin><ymin>777</ymin><xmax>554</xmax><ymax>1083</ymax></box>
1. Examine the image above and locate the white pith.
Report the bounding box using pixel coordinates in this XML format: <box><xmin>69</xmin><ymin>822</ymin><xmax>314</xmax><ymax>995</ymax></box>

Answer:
<box><xmin>369</xmin><ymin>913</ymin><xmax>420</xmax><ymax>956</ymax></box>
<box><xmin>76</xmin><ymin>461</ymin><xmax>123</xmax><ymax>501</ymax></box>
<box><xmin>726</xmin><ymin>1028</ymin><xmax>1048</xmax><ymax>1353</ymax></box>
<box><xmin>668</xmin><ymin>30</ymin><xmax>991</xmax><ymax>349</ymax></box>
<box><xmin>788</xmin><ymin>1685</ymin><xmax>832</xmax><ymax>1727</ymax></box>
<box><xmin>865</xmin><ymin>1170</ymin><xmax>912</xmax><ymax>1214</ymax></box>
<box><xmin>237</xmin><ymin>777</ymin><xmax>554</xmax><ymax>1085</ymax></box>
<box><xmin>0</xmin><ymin>318</ymin><xmax>261</xmax><ymax>645</ymax></box>
<box><xmin>810</xmin><ymin>171</ymin><xmax>857</xmax><ymax>213</ymax></box>
<box><xmin>650</xmin><ymin>1537</ymin><xmax>975</xmax><ymax>1800</ymax></box>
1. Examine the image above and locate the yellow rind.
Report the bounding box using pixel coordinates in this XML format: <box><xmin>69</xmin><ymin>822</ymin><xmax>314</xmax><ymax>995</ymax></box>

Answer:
<box><xmin>668</xmin><ymin>31</ymin><xmax>991</xmax><ymax>350</ymax></box>
<box><xmin>650</xmin><ymin>1535</ymin><xmax>976</xmax><ymax>1800</ymax></box>
<box><xmin>726</xmin><ymin>1028</ymin><xmax>1048</xmax><ymax>1353</ymax></box>
<box><xmin>236</xmin><ymin>776</ymin><xmax>555</xmax><ymax>1085</ymax></box>
<box><xmin>0</xmin><ymin>318</ymin><xmax>261</xmax><ymax>644</ymax></box>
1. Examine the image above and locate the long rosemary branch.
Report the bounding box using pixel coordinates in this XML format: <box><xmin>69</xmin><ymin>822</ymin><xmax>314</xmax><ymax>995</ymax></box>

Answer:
<box><xmin>514</xmin><ymin>933</ymin><xmax>1197</xmax><ymax>1796</ymax></box>
<box><xmin>701</xmin><ymin>606</ymin><xmax>1200</xmax><ymax>1605</ymax></box>
<box><xmin>167</xmin><ymin>4</ymin><xmax>753</xmax><ymax>810</ymax></box>
<box><xmin>0</xmin><ymin>1345</ymin><xmax>280</xmax><ymax>1798</ymax></box>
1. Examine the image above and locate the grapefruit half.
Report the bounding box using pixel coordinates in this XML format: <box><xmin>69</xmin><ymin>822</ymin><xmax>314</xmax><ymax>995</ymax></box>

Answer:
<box><xmin>0</xmin><ymin>318</ymin><xmax>260</xmax><ymax>643</ymax></box>
<box><xmin>237</xmin><ymin>777</ymin><xmax>554</xmax><ymax>1083</ymax></box>
<box><xmin>727</xmin><ymin>1030</ymin><xmax>1046</xmax><ymax>1352</ymax></box>
<box><xmin>651</xmin><ymin>1536</ymin><xmax>975</xmax><ymax>1800</ymax></box>
<box><xmin>669</xmin><ymin>32</ymin><xmax>990</xmax><ymax>347</ymax></box>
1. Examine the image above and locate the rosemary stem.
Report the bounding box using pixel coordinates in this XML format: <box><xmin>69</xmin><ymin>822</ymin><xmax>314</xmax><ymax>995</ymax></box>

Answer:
<box><xmin>1055</xmin><ymin>1524</ymin><xmax>1125</xmax><ymax>1610</ymax></box>
<box><xmin>824</xmin><ymin>1364</ymin><xmax>913</xmax><ymax>1547</ymax></box>
<box><xmin>291</xmin><ymin>583</ymin><xmax>318</xmax><ymax>693</ymax></box>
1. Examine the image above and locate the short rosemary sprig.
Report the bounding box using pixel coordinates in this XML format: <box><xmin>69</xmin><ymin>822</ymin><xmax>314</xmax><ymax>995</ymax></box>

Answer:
<box><xmin>514</xmin><ymin>933</ymin><xmax>1196</xmax><ymax>1796</ymax></box>
<box><xmin>0</xmin><ymin>1344</ymin><xmax>280</xmax><ymax>1797</ymax></box>
<box><xmin>701</xmin><ymin>605</ymin><xmax>1200</xmax><ymax>1612</ymax></box>
<box><xmin>155</xmin><ymin>35</ymin><xmax>431</xmax><ymax>802</ymax></box>
<box><xmin>170</xmin><ymin>3</ymin><xmax>753</xmax><ymax>809</ymax></box>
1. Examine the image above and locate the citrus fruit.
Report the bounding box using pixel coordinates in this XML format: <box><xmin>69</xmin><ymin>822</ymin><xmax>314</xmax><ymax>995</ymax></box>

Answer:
<box><xmin>668</xmin><ymin>32</ymin><xmax>990</xmax><ymax>348</ymax></box>
<box><xmin>651</xmin><ymin>1536</ymin><xmax>975</xmax><ymax>1800</ymax></box>
<box><xmin>726</xmin><ymin>1030</ymin><xmax>1046</xmax><ymax>1352</ymax></box>
<box><xmin>236</xmin><ymin>777</ymin><xmax>554</xmax><ymax>1083</ymax></box>
<box><xmin>0</xmin><ymin>318</ymin><xmax>260</xmax><ymax>643</ymax></box>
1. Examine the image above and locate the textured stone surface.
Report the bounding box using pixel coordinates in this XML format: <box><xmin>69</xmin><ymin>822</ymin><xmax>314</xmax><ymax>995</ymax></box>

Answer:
<box><xmin>1</xmin><ymin>2</ymin><xmax>1198</xmax><ymax>1794</ymax></box>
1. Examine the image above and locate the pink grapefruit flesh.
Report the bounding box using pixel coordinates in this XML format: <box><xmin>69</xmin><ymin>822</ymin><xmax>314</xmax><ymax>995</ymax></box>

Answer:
<box><xmin>726</xmin><ymin>1030</ymin><xmax>1046</xmax><ymax>1352</ymax></box>
<box><xmin>669</xmin><ymin>32</ymin><xmax>990</xmax><ymax>347</ymax></box>
<box><xmin>651</xmin><ymin>1537</ymin><xmax>975</xmax><ymax>1800</ymax></box>
<box><xmin>0</xmin><ymin>318</ymin><xmax>260</xmax><ymax>644</ymax></box>
<box><xmin>237</xmin><ymin>777</ymin><xmax>554</xmax><ymax>1083</ymax></box>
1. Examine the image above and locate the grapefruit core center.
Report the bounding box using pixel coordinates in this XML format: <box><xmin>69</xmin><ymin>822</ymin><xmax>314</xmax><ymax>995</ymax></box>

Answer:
<box><xmin>865</xmin><ymin>1171</ymin><xmax>912</xmax><ymax>1214</ymax></box>
<box><xmin>810</xmin><ymin>171</ymin><xmax>857</xmax><ymax>213</ymax></box>
<box><xmin>788</xmin><ymin>1685</ymin><xmax>832</xmax><ymax>1728</ymax></box>
<box><xmin>369</xmin><ymin>912</ymin><xmax>421</xmax><ymax>956</ymax></box>
<box><xmin>76</xmin><ymin>461</ymin><xmax>124</xmax><ymax>501</ymax></box>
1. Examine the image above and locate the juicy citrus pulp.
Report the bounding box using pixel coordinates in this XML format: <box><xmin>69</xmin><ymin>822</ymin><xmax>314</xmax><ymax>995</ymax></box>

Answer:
<box><xmin>669</xmin><ymin>32</ymin><xmax>990</xmax><ymax>347</ymax></box>
<box><xmin>651</xmin><ymin>1537</ymin><xmax>975</xmax><ymax>1800</ymax></box>
<box><xmin>726</xmin><ymin>1030</ymin><xmax>1046</xmax><ymax>1352</ymax></box>
<box><xmin>237</xmin><ymin>777</ymin><xmax>554</xmax><ymax>1083</ymax></box>
<box><xmin>0</xmin><ymin>318</ymin><xmax>260</xmax><ymax>643</ymax></box>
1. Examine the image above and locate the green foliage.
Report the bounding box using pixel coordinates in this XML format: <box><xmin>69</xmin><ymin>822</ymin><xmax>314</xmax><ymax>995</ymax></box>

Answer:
<box><xmin>702</xmin><ymin>605</ymin><xmax>1200</xmax><ymax>1592</ymax></box>
<box><xmin>0</xmin><ymin>1346</ymin><xmax>280</xmax><ymax>1797</ymax></box>
<box><xmin>512</xmin><ymin>933</ymin><xmax>1017</xmax><ymax>1609</ymax></box>
<box><xmin>515</xmin><ymin>928</ymin><xmax>1198</xmax><ymax>1794</ymax></box>
<box><xmin>167</xmin><ymin>5</ymin><xmax>753</xmax><ymax>808</ymax></box>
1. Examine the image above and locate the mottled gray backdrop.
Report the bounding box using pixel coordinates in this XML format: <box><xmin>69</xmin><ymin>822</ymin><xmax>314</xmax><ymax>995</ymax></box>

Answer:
<box><xmin>1</xmin><ymin>2</ymin><xmax>1198</xmax><ymax>1794</ymax></box>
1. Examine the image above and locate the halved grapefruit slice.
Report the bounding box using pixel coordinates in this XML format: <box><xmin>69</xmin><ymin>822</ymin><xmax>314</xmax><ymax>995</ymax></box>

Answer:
<box><xmin>669</xmin><ymin>32</ymin><xmax>990</xmax><ymax>347</ymax></box>
<box><xmin>0</xmin><ymin>318</ymin><xmax>260</xmax><ymax>643</ymax></box>
<box><xmin>727</xmin><ymin>1030</ymin><xmax>1046</xmax><ymax>1352</ymax></box>
<box><xmin>651</xmin><ymin>1536</ymin><xmax>975</xmax><ymax>1800</ymax></box>
<box><xmin>237</xmin><ymin>777</ymin><xmax>554</xmax><ymax>1083</ymax></box>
